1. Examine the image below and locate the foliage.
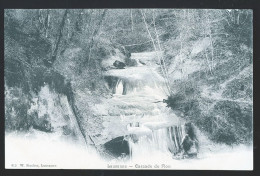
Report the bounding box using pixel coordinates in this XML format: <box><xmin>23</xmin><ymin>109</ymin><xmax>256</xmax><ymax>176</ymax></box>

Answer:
<box><xmin>5</xmin><ymin>86</ymin><xmax>32</xmax><ymax>131</ymax></box>
<box><xmin>162</xmin><ymin>9</ymin><xmax>253</xmax><ymax>145</ymax></box>
<box><xmin>4</xmin><ymin>9</ymin><xmax>253</xmax><ymax>146</ymax></box>
<box><xmin>4</xmin><ymin>9</ymin><xmax>117</xmax><ymax>133</ymax></box>
<box><xmin>222</xmin><ymin>74</ymin><xmax>253</xmax><ymax>100</ymax></box>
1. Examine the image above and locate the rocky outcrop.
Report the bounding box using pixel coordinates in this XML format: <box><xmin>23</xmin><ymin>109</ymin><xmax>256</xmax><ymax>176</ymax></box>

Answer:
<box><xmin>113</xmin><ymin>60</ymin><xmax>126</xmax><ymax>69</ymax></box>
<box><xmin>103</xmin><ymin>136</ymin><xmax>130</xmax><ymax>158</ymax></box>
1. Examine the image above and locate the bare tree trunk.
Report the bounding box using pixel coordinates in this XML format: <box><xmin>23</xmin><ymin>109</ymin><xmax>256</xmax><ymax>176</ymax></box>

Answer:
<box><xmin>141</xmin><ymin>9</ymin><xmax>171</xmax><ymax>95</ymax></box>
<box><xmin>66</xmin><ymin>82</ymin><xmax>97</xmax><ymax>148</ymax></box>
<box><xmin>206</xmin><ymin>10</ymin><xmax>214</xmax><ymax>73</ymax></box>
<box><xmin>204</xmin><ymin>49</ymin><xmax>213</xmax><ymax>75</ymax></box>
<box><xmin>152</xmin><ymin>10</ymin><xmax>172</xmax><ymax>94</ymax></box>
<box><xmin>51</xmin><ymin>9</ymin><xmax>68</xmax><ymax>65</ymax></box>
<box><xmin>179</xmin><ymin>32</ymin><xmax>183</xmax><ymax>62</ymax></box>
<box><xmin>203</xmin><ymin>26</ymin><xmax>213</xmax><ymax>75</ymax></box>
<box><xmin>37</xmin><ymin>9</ymin><xmax>48</xmax><ymax>38</ymax></box>
<box><xmin>152</xmin><ymin>10</ymin><xmax>161</xmax><ymax>50</ymax></box>
<box><xmin>140</xmin><ymin>10</ymin><xmax>157</xmax><ymax>50</ymax></box>
<box><xmin>187</xmin><ymin>9</ymin><xmax>190</xmax><ymax>22</ymax></box>
<box><xmin>130</xmin><ymin>9</ymin><xmax>134</xmax><ymax>32</ymax></box>
<box><xmin>237</xmin><ymin>11</ymin><xmax>240</xmax><ymax>25</ymax></box>
<box><xmin>87</xmin><ymin>9</ymin><xmax>107</xmax><ymax>65</ymax></box>
<box><xmin>45</xmin><ymin>9</ymin><xmax>50</xmax><ymax>38</ymax></box>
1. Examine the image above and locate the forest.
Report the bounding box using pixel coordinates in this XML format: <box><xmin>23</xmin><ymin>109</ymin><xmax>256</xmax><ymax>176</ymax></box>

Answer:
<box><xmin>5</xmin><ymin>9</ymin><xmax>253</xmax><ymax>162</ymax></box>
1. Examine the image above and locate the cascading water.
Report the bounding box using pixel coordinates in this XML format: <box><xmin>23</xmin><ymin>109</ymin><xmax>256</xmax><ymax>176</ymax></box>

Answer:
<box><xmin>115</xmin><ymin>79</ymin><xmax>124</xmax><ymax>95</ymax></box>
<box><xmin>127</xmin><ymin>124</ymin><xmax>185</xmax><ymax>161</ymax></box>
<box><xmin>103</xmin><ymin>52</ymin><xmax>187</xmax><ymax>161</ymax></box>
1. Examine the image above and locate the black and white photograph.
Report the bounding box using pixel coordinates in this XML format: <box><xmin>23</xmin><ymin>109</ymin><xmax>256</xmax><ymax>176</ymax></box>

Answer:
<box><xmin>4</xmin><ymin>9</ymin><xmax>253</xmax><ymax>170</ymax></box>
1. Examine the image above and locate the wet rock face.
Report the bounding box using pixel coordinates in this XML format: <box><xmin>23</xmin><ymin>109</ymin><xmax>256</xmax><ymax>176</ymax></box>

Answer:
<box><xmin>103</xmin><ymin>136</ymin><xmax>130</xmax><ymax>158</ymax></box>
<box><xmin>184</xmin><ymin>122</ymin><xmax>197</xmax><ymax>140</ymax></box>
<box><xmin>104</xmin><ymin>76</ymin><xmax>119</xmax><ymax>94</ymax></box>
<box><xmin>125</xmin><ymin>58</ymin><xmax>138</xmax><ymax>67</ymax></box>
<box><xmin>33</xmin><ymin>114</ymin><xmax>53</xmax><ymax>132</ymax></box>
<box><xmin>104</xmin><ymin>76</ymin><xmax>130</xmax><ymax>95</ymax></box>
<box><xmin>113</xmin><ymin>60</ymin><xmax>126</xmax><ymax>69</ymax></box>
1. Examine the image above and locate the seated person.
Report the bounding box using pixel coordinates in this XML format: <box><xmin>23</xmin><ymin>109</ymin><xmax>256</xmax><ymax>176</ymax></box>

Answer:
<box><xmin>180</xmin><ymin>122</ymin><xmax>199</xmax><ymax>158</ymax></box>
<box><xmin>181</xmin><ymin>134</ymin><xmax>198</xmax><ymax>158</ymax></box>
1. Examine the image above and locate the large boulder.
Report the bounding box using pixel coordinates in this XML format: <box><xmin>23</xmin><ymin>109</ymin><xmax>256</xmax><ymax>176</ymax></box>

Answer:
<box><xmin>113</xmin><ymin>60</ymin><xmax>126</xmax><ymax>69</ymax></box>
<box><xmin>103</xmin><ymin>136</ymin><xmax>130</xmax><ymax>158</ymax></box>
<box><xmin>125</xmin><ymin>57</ymin><xmax>138</xmax><ymax>67</ymax></box>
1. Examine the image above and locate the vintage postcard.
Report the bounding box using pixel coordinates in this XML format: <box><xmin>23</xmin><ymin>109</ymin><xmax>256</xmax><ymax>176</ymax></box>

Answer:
<box><xmin>4</xmin><ymin>9</ymin><xmax>253</xmax><ymax>170</ymax></box>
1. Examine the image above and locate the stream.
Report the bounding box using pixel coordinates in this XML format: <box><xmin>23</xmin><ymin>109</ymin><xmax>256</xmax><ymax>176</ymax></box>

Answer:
<box><xmin>5</xmin><ymin>52</ymin><xmax>253</xmax><ymax>170</ymax></box>
<box><xmin>101</xmin><ymin>52</ymin><xmax>194</xmax><ymax>160</ymax></box>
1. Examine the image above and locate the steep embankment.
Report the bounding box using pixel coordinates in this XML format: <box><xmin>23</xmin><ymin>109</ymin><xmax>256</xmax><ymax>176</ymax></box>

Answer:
<box><xmin>164</xmin><ymin>36</ymin><xmax>253</xmax><ymax>145</ymax></box>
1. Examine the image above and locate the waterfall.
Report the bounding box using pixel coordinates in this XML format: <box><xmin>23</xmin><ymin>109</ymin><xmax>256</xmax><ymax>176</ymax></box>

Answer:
<box><xmin>103</xmin><ymin>52</ymin><xmax>186</xmax><ymax>161</ymax></box>
<box><xmin>108</xmin><ymin>76</ymin><xmax>152</xmax><ymax>95</ymax></box>
<box><xmin>127</xmin><ymin>124</ymin><xmax>185</xmax><ymax>160</ymax></box>
<box><xmin>115</xmin><ymin>79</ymin><xmax>124</xmax><ymax>95</ymax></box>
